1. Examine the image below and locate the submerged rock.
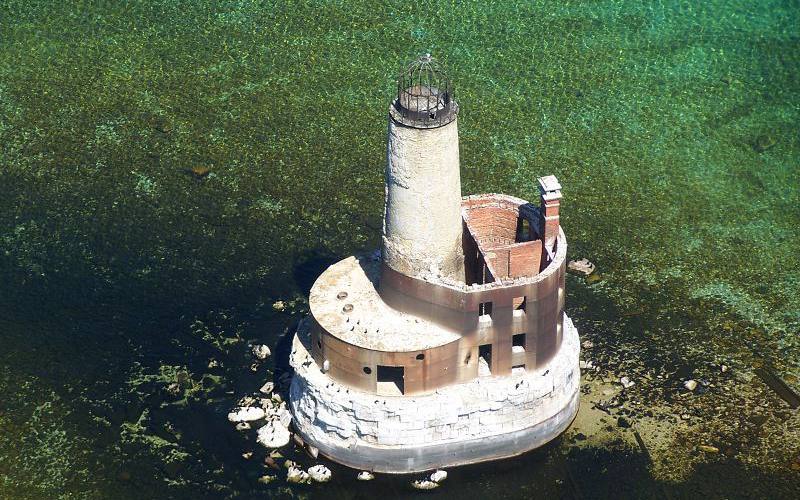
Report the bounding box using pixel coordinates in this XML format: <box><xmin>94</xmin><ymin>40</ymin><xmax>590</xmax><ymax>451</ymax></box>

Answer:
<box><xmin>257</xmin><ymin>475</ymin><xmax>277</xmax><ymax>485</ymax></box>
<box><xmin>430</xmin><ymin>469</ymin><xmax>447</xmax><ymax>483</ymax></box>
<box><xmin>684</xmin><ymin>379</ymin><xmax>698</xmax><ymax>391</ymax></box>
<box><xmin>228</xmin><ymin>406</ymin><xmax>266</xmax><ymax>423</ymax></box>
<box><xmin>697</xmin><ymin>444</ymin><xmax>719</xmax><ymax>454</ymax></box>
<box><xmin>568</xmin><ymin>258</ymin><xmax>595</xmax><ymax>276</ymax></box>
<box><xmin>235</xmin><ymin>422</ymin><xmax>251</xmax><ymax>432</ymax></box>
<box><xmin>412</xmin><ymin>479</ymin><xmax>439</xmax><ymax>490</ymax></box>
<box><xmin>308</xmin><ymin>464</ymin><xmax>332</xmax><ymax>483</ymax></box>
<box><xmin>357</xmin><ymin>471</ymin><xmax>375</xmax><ymax>481</ymax></box>
<box><xmin>260</xmin><ymin>382</ymin><xmax>275</xmax><ymax>395</ymax></box>
<box><xmin>257</xmin><ymin>421</ymin><xmax>291</xmax><ymax>449</ymax></box>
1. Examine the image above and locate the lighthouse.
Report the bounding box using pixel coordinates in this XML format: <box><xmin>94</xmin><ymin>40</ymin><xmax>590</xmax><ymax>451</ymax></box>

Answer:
<box><xmin>288</xmin><ymin>55</ymin><xmax>580</xmax><ymax>473</ymax></box>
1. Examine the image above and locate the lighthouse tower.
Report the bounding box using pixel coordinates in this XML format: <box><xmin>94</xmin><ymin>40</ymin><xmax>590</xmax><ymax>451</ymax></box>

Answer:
<box><xmin>288</xmin><ymin>55</ymin><xmax>580</xmax><ymax>474</ymax></box>
<box><xmin>382</xmin><ymin>54</ymin><xmax>464</xmax><ymax>281</ymax></box>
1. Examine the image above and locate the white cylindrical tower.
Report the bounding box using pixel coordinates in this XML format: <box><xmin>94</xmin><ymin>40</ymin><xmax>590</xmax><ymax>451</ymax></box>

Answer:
<box><xmin>382</xmin><ymin>55</ymin><xmax>464</xmax><ymax>281</ymax></box>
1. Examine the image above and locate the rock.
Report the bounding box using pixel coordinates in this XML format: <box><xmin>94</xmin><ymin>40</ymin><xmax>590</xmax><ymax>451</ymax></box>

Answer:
<box><xmin>257</xmin><ymin>475</ymin><xmax>277</xmax><ymax>485</ymax></box>
<box><xmin>412</xmin><ymin>479</ymin><xmax>439</xmax><ymax>490</ymax></box>
<box><xmin>207</xmin><ymin>359</ymin><xmax>219</xmax><ymax>369</ymax></box>
<box><xmin>235</xmin><ymin>422</ymin><xmax>251</xmax><ymax>432</ymax></box>
<box><xmin>242</xmin><ymin>451</ymin><xmax>253</xmax><ymax>460</ymax></box>
<box><xmin>306</xmin><ymin>444</ymin><xmax>319</xmax><ymax>459</ymax></box>
<box><xmin>250</xmin><ymin>363</ymin><xmax>260</xmax><ymax>372</ymax></box>
<box><xmin>357</xmin><ymin>471</ymin><xmax>375</xmax><ymax>481</ymax></box>
<box><xmin>430</xmin><ymin>469</ymin><xmax>447</xmax><ymax>483</ymax></box>
<box><xmin>286</xmin><ymin>466</ymin><xmax>310</xmax><ymax>484</ymax></box>
<box><xmin>260</xmin><ymin>382</ymin><xmax>275</xmax><ymax>395</ymax></box>
<box><xmin>252</xmin><ymin>344</ymin><xmax>271</xmax><ymax>360</ymax></box>
<box><xmin>278</xmin><ymin>406</ymin><xmax>292</xmax><ymax>428</ymax></box>
<box><xmin>264</xmin><ymin>456</ymin><xmax>280</xmax><ymax>470</ymax></box>
<box><xmin>620</xmin><ymin>377</ymin><xmax>635</xmax><ymax>389</ymax></box>
<box><xmin>273</xmin><ymin>301</ymin><xmax>286</xmax><ymax>312</ymax></box>
<box><xmin>568</xmin><ymin>258</ymin><xmax>595</xmax><ymax>276</ymax></box>
<box><xmin>228</xmin><ymin>406</ymin><xmax>266</xmax><ymax>423</ymax></box>
<box><xmin>292</xmin><ymin>433</ymin><xmax>305</xmax><ymax>448</ymax></box>
<box><xmin>684</xmin><ymin>380</ymin><xmax>698</xmax><ymax>391</ymax></box>
<box><xmin>256</xmin><ymin>422</ymin><xmax>291</xmax><ymax>449</ymax></box>
<box><xmin>284</xmin><ymin>460</ymin><xmax>297</xmax><ymax>470</ymax></box>
<box><xmin>720</xmin><ymin>364</ymin><xmax>728</xmax><ymax>373</ymax></box>
<box><xmin>579</xmin><ymin>360</ymin><xmax>594</xmax><ymax>370</ymax></box>
<box><xmin>585</xmin><ymin>273</ymin><xmax>603</xmax><ymax>285</ymax></box>
<box><xmin>697</xmin><ymin>444</ymin><xmax>719</xmax><ymax>454</ymax></box>
<box><xmin>308</xmin><ymin>465</ymin><xmax>332</xmax><ymax>483</ymax></box>
<box><xmin>681</xmin><ymin>413</ymin><xmax>691</xmax><ymax>420</ymax></box>
<box><xmin>272</xmin><ymin>393</ymin><xmax>283</xmax><ymax>404</ymax></box>
<box><xmin>582</xmin><ymin>340</ymin><xmax>594</xmax><ymax>349</ymax></box>
<box><xmin>322</xmin><ymin>359</ymin><xmax>330</xmax><ymax>372</ymax></box>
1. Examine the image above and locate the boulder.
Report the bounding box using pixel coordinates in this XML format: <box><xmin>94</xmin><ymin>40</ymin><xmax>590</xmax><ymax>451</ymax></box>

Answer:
<box><xmin>286</xmin><ymin>466</ymin><xmax>310</xmax><ymax>484</ymax></box>
<box><xmin>257</xmin><ymin>422</ymin><xmax>291</xmax><ymax>449</ymax></box>
<box><xmin>412</xmin><ymin>479</ymin><xmax>439</xmax><ymax>490</ymax></box>
<box><xmin>228</xmin><ymin>407</ymin><xmax>265</xmax><ymax>423</ymax></box>
<box><xmin>252</xmin><ymin>344</ymin><xmax>271</xmax><ymax>361</ymax></box>
<box><xmin>357</xmin><ymin>471</ymin><xmax>375</xmax><ymax>481</ymax></box>
<box><xmin>308</xmin><ymin>465</ymin><xmax>332</xmax><ymax>483</ymax></box>
<box><xmin>430</xmin><ymin>469</ymin><xmax>447</xmax><ymax>483</ymax></box>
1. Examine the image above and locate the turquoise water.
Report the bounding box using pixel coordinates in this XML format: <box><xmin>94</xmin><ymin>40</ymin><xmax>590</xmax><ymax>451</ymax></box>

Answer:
<box><xmin>1</xmin><ymin>1</ymin><xmax>798</xmax><ymax>498</ymax></box>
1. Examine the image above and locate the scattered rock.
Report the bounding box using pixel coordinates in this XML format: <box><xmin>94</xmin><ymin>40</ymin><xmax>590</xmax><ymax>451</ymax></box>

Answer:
<box><xmin>257</xmin><ymin>475</ymin><xmax>277</xmax><ymax>485</ymax></box>
<box><xmin>252</xmin><ymin>344</ymin><xmax>271</xmax><ymax>360</ymax></box>
<box><xmin>430</xmin><ymin>469</ymin><xmax>447</xmax><ymax>483</ymax></box>
<box><xmin>207</xmin><ymin>359</ymin><xmax>220</xmax><ymax>370</ymax></box>
<box><xmin>357</xmin><ymin>471</ymin><xmax>375</xmax><ymax>481</ymax></box>
<box><xmin>568</xmin><ymin>258</ymin><xmax>596</xmax><ymax>276</ymax></box>
<box><xmin>286</xmin><ymin>466</ymin><xmax>310</xmax><ymax>484</ymax></box>
<box><xmin>308</xmin><ymin>465</ymin><xmax>332</xmax><ymax>483</ymax></box>
<box><xmin>752</xmin><ymin>134</ymin><xmax>776</xmax><ymax>153</ymax></box>
<box><xmin>582</xmin><ymin>340</ymin><xmax>594</xmax><ymax>349</ymax></box>
<box><xmin>242</xmin><ymin>451</ymin><xmax>253</xmax><ymax>460</ymax></box>
<box><xmin>284</xmin><ymin>460</ymin><xmax>297</xmax><ymax>470</ymax></box>
<box><xmin>697</xmin><ymin>444</ymin><xmax>719</xmax><ymax>454</ymax></box>
<box><xmin>264</xmin><ymin>456</ymin><xmax>280</xmax><ymax>470</ymax></box>
<box><xmin>586</xmin><ymin>273</ymin><xmax>603</xmax><ymax>285</ymax></box>
<box><xmin>278</xmin><ymin>406</ymin><xmax>292</xmax><ymax>428</ymax></box>
<box><xmin>306</xmin><ymin>444</ymin><xmax>319</xmax><ymax>459</ymax></box>
<box><xmin>250</xmin><ymin>363</ymin><xmax>260</xmax><ymax>373</ymax></box>
<box><xmin>620</xmin><ymin>377</ymin><xmax>635</xmax><ymax>389</ymax></box>
<box><xmin>260</xmin><ymin>382</ymin><xmax>275</xmax><ymax>395</ymax></box>
<box><xmin>411</xmin><ymin>479</ymin><xmax>439</xmax><ymax>490</ymax></box>
<box><xmin>292</xmin><ymin>433</ymin><xmax>305</xmax><ymax>448</ymax></box>
<box><xmin>579</xmin><ymin>360</ymin><xmax>594</xmax><ymax>370</ymax></box>
<box><xmin>228</xmin><ymin>407</ymin><xmax>266</xmax><ymax>423</ymax></box>
<box><xmin>235</xmin><ymin>422</ymin><xmax>251</xmax><ymax>432</ymax></box>
<box><xmin>273</xmin><ymin>301</ymin><xmax>286</xmax><ymax>312</ymax></box>
<box><xmin>720</xmin><ymin>364</ymin><xmax>728</xmax><ymax>373</ymax></box>
<box><xmin>256</xmin><ymin>422</ymin><xmax>291</xmax><ymax>449</ymax></box>
<box><xmin>684</xmin><ymin>380</ymin><xmax>698</xmax><ymax>391</ymax></box>
<box><xmin>681</xmin><ymin>413</ymin><xmax>691</xmax><ymax>420</ymax></box>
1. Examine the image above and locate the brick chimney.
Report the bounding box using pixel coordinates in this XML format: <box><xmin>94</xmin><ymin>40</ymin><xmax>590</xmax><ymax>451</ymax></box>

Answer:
<box><xmin>538</xmin><ymin>175</ymin><xmax>562</xmax><ymax>260</ymax></box>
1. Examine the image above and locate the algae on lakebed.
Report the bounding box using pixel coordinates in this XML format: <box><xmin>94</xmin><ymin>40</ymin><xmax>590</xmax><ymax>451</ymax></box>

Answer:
<box><xmin>1</xmin><ymin>0</ymin><xmax>799</xmax><ymax>498</ymax></box>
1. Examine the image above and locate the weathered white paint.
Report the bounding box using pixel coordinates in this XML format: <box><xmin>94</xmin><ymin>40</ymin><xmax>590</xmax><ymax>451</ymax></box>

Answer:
<box><xmin>289</xmin><ymin>314</ymin><xmax>580</xmax><ymax>473</ymax></box>
<box><xmin>382</xmin><ymin>115</ymin><xmax>464</xmax><ymax>281</ymax></box>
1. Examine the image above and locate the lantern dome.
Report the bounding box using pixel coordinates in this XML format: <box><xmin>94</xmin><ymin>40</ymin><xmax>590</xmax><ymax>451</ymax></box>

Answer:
<box><xmin>391</xmin><ymin>54</ymin><xmax>458</xmax><ymax>128</ymax></box>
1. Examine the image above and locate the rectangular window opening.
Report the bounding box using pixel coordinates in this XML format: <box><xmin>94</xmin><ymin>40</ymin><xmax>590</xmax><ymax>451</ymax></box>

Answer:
<box><xmin>517</xmin><ymin>217</ymin><xmax>532</xmax><ymax>242</ymax></box>
<box><xmin>479</xmin><ymin>301</ymin><xmax>493</xmax><ymax>320</ymax></box>
<box><xmin>376</xmin><ymin>365</ymin><xmax>404</xmax><ymax>396</ymax></box>
<box><xmin>478</xmin><ymin>344</ymin><xmax>492</xmax><ymax>376</ymax></box>
<box><xmin>513</xmin><ymin>296</ymin><xmax>527</xmax><ymax>316</ymax></box>
<box><xmin>512</xmin><ymin>333</ymin><xmax>526</xmax><ymax>353</ymax></box>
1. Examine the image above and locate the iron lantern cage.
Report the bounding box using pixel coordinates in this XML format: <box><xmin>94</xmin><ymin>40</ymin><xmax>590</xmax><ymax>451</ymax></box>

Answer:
<box><xmin>391</xmin><ymin>53</ymin><xmax>458</xmax><ymax>129</ymax></box>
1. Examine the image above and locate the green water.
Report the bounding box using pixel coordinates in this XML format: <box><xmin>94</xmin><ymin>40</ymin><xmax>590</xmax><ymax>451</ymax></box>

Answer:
<box><xmin>1</xmin><ymin>1</ymin><xmax>798</xmax><ymax>498</ymax></box>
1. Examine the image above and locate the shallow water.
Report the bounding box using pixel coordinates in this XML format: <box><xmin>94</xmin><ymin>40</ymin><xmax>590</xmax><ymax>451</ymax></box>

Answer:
<box><xmin>1</xmin><ymin>1</ymin><xmax>798</xmax><ymax>498</ymax></box>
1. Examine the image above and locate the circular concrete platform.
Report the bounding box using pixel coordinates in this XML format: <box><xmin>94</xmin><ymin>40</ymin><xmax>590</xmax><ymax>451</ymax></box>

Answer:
<box><xmin>289</xmin><ymin>314</ymin><xmax>580</xmax><ymax>473</ymax></box>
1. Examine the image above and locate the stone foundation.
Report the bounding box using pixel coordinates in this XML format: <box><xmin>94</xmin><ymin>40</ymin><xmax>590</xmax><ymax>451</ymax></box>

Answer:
<box><xmin>289</xmin><ymin>314</ymin><xmax>580</xmax><ymax>473</ymax></box>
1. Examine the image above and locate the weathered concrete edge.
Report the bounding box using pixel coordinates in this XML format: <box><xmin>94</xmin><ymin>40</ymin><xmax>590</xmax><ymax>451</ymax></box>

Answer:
<box><xmin>296</xmin><ymin>389</ymin><xmax>579</xmax><ymax>474</ymax></box>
